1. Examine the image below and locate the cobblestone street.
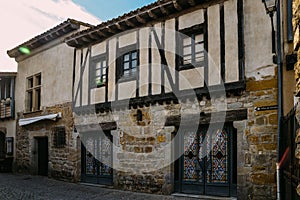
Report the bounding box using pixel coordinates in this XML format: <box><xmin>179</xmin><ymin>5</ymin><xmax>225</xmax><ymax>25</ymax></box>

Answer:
<box><xmin>0</xmin><ymin>173</ymin><xmax>236</xmax><ymax>200</ymax></box>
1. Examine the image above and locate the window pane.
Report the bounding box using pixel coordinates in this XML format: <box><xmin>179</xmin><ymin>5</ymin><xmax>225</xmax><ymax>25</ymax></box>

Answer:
<box><xmin>131</xmin><ymin>51</ymin><xmax>137</xmax><ymax>60</ymax></box>
<box><xmin>132</xmin><ymin>60</ymin><xmax>137</xmax><ymax>69</ymax></box>
<box><xmin>96</xmin><ymin>69</ymin><xmax>101</xmax><ymax>76</ymax></box>
<box><xmin>28</xmin><ymin>91</ymin><xmax>33</xmax><ymax>112</ymax></box>
<box><xmin>103</xmin><ymin>67</ymin><xmax>107</xmax><ymax>75</ymax></box>
<box><xmin>36</xmin><ymin>75</ymin><xmax>41</xmax><ymax>86</ymax></box>
<box><xmin>102</xmin><ymin>75</ymin><xmax>106</xmax><ymax>83</ymax></box>
<box><xmin>123</xmin><ymin>62</ymin><xmax>130</xmax><ymax>70</ymax></box>
<box><xmin>124</xmin><ymin>54</ymin><xmax>130</xmax><ymax>62</ymax></box>
<box><xmin>183</xmin><ymin>55</ymin><xmax>192</xmax><ymax>65</ymax></box>
<box><xmin>28</xmin><ymin>78</ymin><xmax>33</xmax><ymax>89</ymax></box>
<box><xmin>183</xmin><ymin>47</ymin><xmax>191</xmax><ymax>56</ymax></box>
<box><xmin>183</xmin><ymin>37</ymin><xmax>191</xmax><ymax>46</ymax></box>
<box><xmin>102</xmin><ymin>60</ymin><xmax>106</xmax><ymax>68</ymax></box>
<box><xmin>36</xmin><ymin>89</ymin><xmax>41</xmax><ymax>110</ymax></box>
<box><xmin>195</xmin><ymin>43</ymin><xmax>204</xmax><ymax>53</ymax></box>
<box><xmin>195</xmin><ymin>52</ymin><xmax>205</xmax><ymax>63</ymax></box>
<box><xmin>195</xmin><ymin>34</ymin><xmax>204</xmax><ymax>43</ymax></box>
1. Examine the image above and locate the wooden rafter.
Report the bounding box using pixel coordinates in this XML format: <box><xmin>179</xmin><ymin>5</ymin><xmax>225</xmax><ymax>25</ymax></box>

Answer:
<box><xmin>88</xmin><ymin>33</ymin><xmax>101</xmax><ymax>40</ymax></box>
<box><xmin>115</xmin><ymin>23</ymin><xmax>124</xmax><ymax>30</ymax></box>
<box><xmin>187</xmin><ymin>0</ymin><xmax>196</xmax><ymax>6</ymax></box>
<box><xmin>147</xmin><ymin>10</ymin><xmax>157</xmax><ymax>19</ymax></box>
<box><xmin>125</xmin><ymin>19</ymin><xmax>136</xmax><ymax>27</ymax></box>
<box><xmin>135</xmin><ymin>15</ymin><xmax>146</xmax><ymax>24</ymax></box>
<box><xmin>96</xmin><ymin>30</ymin><xmax>107</xmax><ymax>37</ymax></box>
<box><xmin>160</xmin><ymin>5</ymin><xmax>169</xmax><ymax>15</ymax></box>
<box><xmin>172</xmin><ymin>0</ymin><xmax>182</xmax><ymax>11</ymax></box>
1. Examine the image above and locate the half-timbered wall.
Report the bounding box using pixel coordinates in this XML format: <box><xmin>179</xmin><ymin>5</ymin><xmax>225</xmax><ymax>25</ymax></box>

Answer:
<box><xmin>73</xmin><ymin>0</ymin><xmax>243</xmax><ymax>107</ymax></box>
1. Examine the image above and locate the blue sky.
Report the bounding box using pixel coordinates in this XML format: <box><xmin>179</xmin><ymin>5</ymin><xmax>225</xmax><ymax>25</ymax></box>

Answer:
<box><xmin>73</xmin><ymin>0</ymin><xmax>157</xmax><ymax>21</ymax></box>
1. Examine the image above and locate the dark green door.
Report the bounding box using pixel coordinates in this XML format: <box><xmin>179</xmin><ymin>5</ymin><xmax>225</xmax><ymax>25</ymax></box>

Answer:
<box><xmin>81</xmin><ymin>131</ymin><xmax>113</xmax><ymax>185</ymax></box>
<box><xmin>37</xmin><ymin>137</ymin><xmax>48</xmax><ymax>176</ymax></box>
<box><xmin>175</xmin><ymin>123</ymin><xmax>237</xmax><ymax>197</ymax></box>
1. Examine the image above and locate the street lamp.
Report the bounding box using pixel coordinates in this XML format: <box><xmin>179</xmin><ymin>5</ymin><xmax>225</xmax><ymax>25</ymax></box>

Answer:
<box><xmin>262</xmin><ymin>0</ymin><xmax>277</xmax><ymax>54</ymax></box>
<box><xmin>262</xmin><ymin>0</ymin><xmax>277</xmax><ymax>15</ymax></box>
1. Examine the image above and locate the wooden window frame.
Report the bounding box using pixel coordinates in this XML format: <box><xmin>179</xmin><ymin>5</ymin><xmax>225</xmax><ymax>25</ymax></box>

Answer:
<box><xmin>179</xmin><ymin>25</ymin><xmax>205</xmax><ymax>71</ymax></box>
<box><xmin>117</xmin><ymin>45</ymin><xmax>139</xmax><ymax>82</ymax></box>
<box><xmin>90</xmin><ymin>55</ymin><xmax>107</xmax><ymax>88</ymax></box>
<box><xmin>26</xmin><ymin>73</ymin><xmax>41</xmax><ymax>112</ymax></box>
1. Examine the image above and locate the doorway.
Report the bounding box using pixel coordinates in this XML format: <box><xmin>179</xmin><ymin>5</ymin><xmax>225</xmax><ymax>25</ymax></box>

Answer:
<box><xmin>174</xmin><ymin>123</ymin><xmax>237</xmax><ymax>197</ymax></box>
<box><xmin>36</xmin><ymin>137</ymin><xmax>48</xmax><ymax>176</ymax></box>
<box><xmin>81</xmin><ymin>131</ymin><xmax>113</xmax><ymax>185</ymax></box>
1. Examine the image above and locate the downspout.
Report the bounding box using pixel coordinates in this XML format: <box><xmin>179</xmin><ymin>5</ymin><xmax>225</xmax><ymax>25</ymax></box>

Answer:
<box><xmin>276</xmin><ymin>0</ymin><xmax>283</xmax><ymax>199</ymax></box>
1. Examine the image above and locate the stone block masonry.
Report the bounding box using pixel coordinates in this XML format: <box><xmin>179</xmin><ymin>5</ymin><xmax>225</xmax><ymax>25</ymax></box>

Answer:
<box><xmin>15</xmin><ymin>102</ymin><xmax>80</xmax><ymax>182</ymax></box>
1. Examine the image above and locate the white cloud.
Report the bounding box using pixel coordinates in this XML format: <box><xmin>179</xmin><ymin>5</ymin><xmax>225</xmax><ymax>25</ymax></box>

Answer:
<box><xmin>1</xmin><ymin>0</ymin><xmax>101</xmax><ymax>72</ymax></box>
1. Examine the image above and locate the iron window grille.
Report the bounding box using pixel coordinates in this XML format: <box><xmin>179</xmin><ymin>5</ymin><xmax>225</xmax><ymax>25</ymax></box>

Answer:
<box><xmin>53</xmin><ymin>126</ymin><xmax>66</xmax><ymax>148</ymax></box>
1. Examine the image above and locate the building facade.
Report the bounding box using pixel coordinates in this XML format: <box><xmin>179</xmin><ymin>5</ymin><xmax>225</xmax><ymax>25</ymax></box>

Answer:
<box><xmin>65</xmin><ymin>0</ymin><xmax>288</xmax><ymax>199</ymax></box>
<box><xmin>0</xmin><ymin>72</ymin><xmax>16</xmax><ymax>172</ymax></box>
<box><xmin>7</xmin><ymin>19</ymin><xmax>92</xmax><ymax>181</ymax></box>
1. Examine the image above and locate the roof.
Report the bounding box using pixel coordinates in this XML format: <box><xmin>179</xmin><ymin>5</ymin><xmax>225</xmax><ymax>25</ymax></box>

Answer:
<box><xmin>66</xmin><ymin>0</ymin><xmax>209</xmax><ymax>48</ymax></box>
<box><xmin>7</xmin><ymin>19</ymin><xmax>94</xmax><ymax>58</ymax></box>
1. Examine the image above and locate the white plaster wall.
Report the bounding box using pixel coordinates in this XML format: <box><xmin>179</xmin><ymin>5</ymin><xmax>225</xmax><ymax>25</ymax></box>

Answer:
<box><xmin>91</xmin><ymin>41</ymin><xmax>106</xmax><ymax>57</ymax></box>
<box><xmin>118</xmin><ymin>81</ymin><xmax>136</xmax><ymax>100</ymax></box>
<box><xmin>15</xmin><ymin>42</ymin><xmax>74</xmax><ymax>112</ymax></box>
<box><xmin>151</xmin><ymin>23</ymin><xmax>162</xmax><ymax>95</ymax></box>
<box><xmin>225</xmin><ymin>0</ymin><xmax>239</xmax><ymax>83</ymax></box>
<box><xmin>165</xmin><ymin>19</ymin><xmax>176</xmax><ymax>93</ymax></box>
<box><xmin>244</xmin><ymin>0</ymin><xmax>274</xmax><ymax>80</ymax></box>
<box><xmin>119</xmin><ymin>31</ymin><xmax>137</xmax><ymax>48</ymax></box>
<box><xmin>208</xmin><ymin>4</ymin><xmax>221</xmax><ymax>86</ymax></box>
<box><xmin>179</xmin><ymin>9</ymin><xmax>204</xmax><ymax>30</ymax></box>
<box><xmin>82</xmin><ymin>48</ymin><xmax>90</xmax><ymax>106</ymax></box>
<box><xmin>74</xmin><ymin>50</ymin><xmax>82</xmax><ymax>107</ymax></box>
<box><xmin>179</xmin><ymin>67</ymin><xmax>204</xmax><ymax>90</ymax></box>
<box><xmin>108</xmin><ymin>38</ymin><xmax>117</xmax><ymax>101</ymax></box>
<box><xmin>91</xmin><ymin>87</ymin><xmax>105</xmax><ymax>104</ymax></box>
<box><xmin>139</xmin><ymin>27</ymin><xmax>149</xmax><ymax>97</ymax></box>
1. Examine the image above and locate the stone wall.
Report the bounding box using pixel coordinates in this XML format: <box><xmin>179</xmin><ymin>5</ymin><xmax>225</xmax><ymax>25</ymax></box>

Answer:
<box><xmin>293</xmin><ymin>0</ymin><xmax>300</xmax><ymax>196</ymax></box>
<box><xmin>75</xmin><ymin>72</ymin><xmax>278</xmax><ymax>199</ymax></box>
<box><xmin>15</xmin><ymin>102</ymin><xmax>80</xmax><ymax>182</ymax></box>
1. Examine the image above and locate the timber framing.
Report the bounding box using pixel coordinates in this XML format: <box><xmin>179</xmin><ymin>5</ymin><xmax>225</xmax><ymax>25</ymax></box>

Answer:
<box><xmin>65</xmin><ymin>0</ymin><xmax>220</xmax><ymax>48</ymax></box>
<box><xmin>73</xmin><ymin>80</ymin><xmax>245</xmax><ymax>115</ymax></box>
<box><xmin>165</xmin><ymin>109</ymin><xmax>248</xmax><ymax>126</ymax></box>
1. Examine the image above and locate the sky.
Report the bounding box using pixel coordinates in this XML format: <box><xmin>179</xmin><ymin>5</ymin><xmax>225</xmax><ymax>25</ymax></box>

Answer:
<box><xmin>1</xmin><ymin>0</ymin><xmax>156</xmax><ymax>72</ymax></box>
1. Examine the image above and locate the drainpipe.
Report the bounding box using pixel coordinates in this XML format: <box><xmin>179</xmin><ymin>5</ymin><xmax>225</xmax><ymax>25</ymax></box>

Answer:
<box><xmin>276</xmin><ymin>0</ymin><xmax>283</xmax><ymax>199</ymax></box>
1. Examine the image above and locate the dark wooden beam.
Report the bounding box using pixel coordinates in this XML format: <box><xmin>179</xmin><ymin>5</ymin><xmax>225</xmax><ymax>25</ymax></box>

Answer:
<box><xmin>115</xmin><ymin>22</ymin><xmax>125</xmax><ymax>30</ymax></box>
<box><xmin>160</xmin><ymin>5</ymin><xmax>169</xmax><ymax>15</ymax></box>
<box><xmin>106</xmin><ymin>27</ymin><xmax>116</xmax><ymax>34</ymax></box>
<box><xmin>135</xmin><ymin>15</ymin><xmax>146</xmax><ymax>24</ymax></box>
<box><xmin>187</xmin><ymin>0</ymin><xmax>196</xmax><ymax>6</ymax></box>
<box><xmin>88</xmin><ymin>33</ymin><xmax>101</xmax><ymax>40</ymax></box>
<box><xmin>147</xmin><ymin>10</ymin><xmax>157</xmax><ymax>19</ymax></box>
<box><xmin>81</xmin><ymin>37</ymin><xmax>92</xmax><ymax>43</ymax></box>
<box><xmin>125</xmin><ymin>19</ymin><xmax>136</xmax><ymax>27</ymax></box>
<box><xmin>96</xmin><ymin>30</ymin><xmax>107</xmax><ymax>37</ymax></box>
<box><xmin>173</xmin><ymin>1</ymin><xmax>182</xmax><ymax>11</ymax></box>
<box><xmin>165</xmin><ymin>109</ymin><xmax>248</xmax><ymax>126</ymax></box>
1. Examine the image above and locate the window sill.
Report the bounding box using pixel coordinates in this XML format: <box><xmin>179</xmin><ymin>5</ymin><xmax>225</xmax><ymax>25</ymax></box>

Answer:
<box><xmin>179</xmin><ymin>62</ymin><xmax>205</xmax><ymax>71</ymax></box>
<box><xmin>118</xmin><ymin>76</ymin><xmax>136</xmax><ymax>83</ymax></box>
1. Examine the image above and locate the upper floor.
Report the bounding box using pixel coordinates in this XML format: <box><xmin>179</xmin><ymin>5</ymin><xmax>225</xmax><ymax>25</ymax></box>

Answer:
<box><xmin>68</xmin><ymin>0</ymin><xmax>275</xmax><ymax>111</ymax></box>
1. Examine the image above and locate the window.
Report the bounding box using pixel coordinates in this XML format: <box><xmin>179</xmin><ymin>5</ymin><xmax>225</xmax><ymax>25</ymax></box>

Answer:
<box><xmin>180</xmin><ymin>25</ymin><xmax>205</xmax><ymax>70</ymax></box>
<box><xmin>93</xmin><ymin>56</ymin><xmax>107</xmax><ymax>88</ymax></box>
<box><xmin>26</xmin><ymin>73</ymin><xmax>41</xmax><ymax>112</ymax></box>
<box><xmin>53</xmin><ymin>126</ymin><xmax>66</xmax><ymax>148</ymax></box>
<box><xmin>117</xmin><ymin>47</ymin><xmax>138</xmax><ymax>81</ymax></box>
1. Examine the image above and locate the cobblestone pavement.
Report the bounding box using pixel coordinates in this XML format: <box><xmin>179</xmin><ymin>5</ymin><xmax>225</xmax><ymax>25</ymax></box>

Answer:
<box><xmin>0</xmin><ymin>173</ymin><xmax>235</xmax><ymax>200</ymax></box>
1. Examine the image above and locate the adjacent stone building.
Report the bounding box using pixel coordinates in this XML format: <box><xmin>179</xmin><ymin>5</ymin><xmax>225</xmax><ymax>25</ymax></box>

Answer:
<box><xmin>7</xmin><ymin>19</ymin><xmax>93</xmax><ymax>181</ymax></box>
<box><xmin>0</xmin><ymin>72</ymin><xmax>16</xmax><ymax>172</ymax></box>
